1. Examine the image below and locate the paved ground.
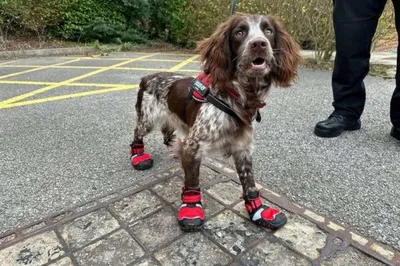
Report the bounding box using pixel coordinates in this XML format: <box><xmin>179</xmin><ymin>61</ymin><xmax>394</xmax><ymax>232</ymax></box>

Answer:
<box><xmin>0</xmin><ymin>162</ymin><xmax>397</xmax><ymax>266</ymax></box>
<box><xmin>0</xmin><ymin>52</ymin><xmax>399</xmax><ymax>265</ymax></box>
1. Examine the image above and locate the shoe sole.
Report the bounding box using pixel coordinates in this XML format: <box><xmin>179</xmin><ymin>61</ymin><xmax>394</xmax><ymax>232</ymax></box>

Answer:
<box><xmin>133</xmin><ymin>160</ymin><xmax>154</xmax><ymax>170</ymax></box>
<box><xmin>314</xmin><ymin>123</ymin><xmax>361</xmax><ymax>138</ymax></box>
<box><xmin>390</xmin><ymin>128</ymin><xmax>400</xmax><ymax>141</ymax></box>
<box><xmin>178</xmin><ymin>219</ymin><xmax>204</xmax><ymax>232</ymax></box>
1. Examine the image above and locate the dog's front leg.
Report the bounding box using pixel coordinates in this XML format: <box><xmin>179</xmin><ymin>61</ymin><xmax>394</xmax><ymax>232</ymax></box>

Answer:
<box><xmin>181</xmin><ymin>137</ymin><xmax>201</xmax><ymax>189</ymax></box>
<box><xmin>177</xmin><ymin>134</ymin><xmax>204</xmax><ymax>232</ymax></box>
<box><xmin>232</xmin><ymin>149</ymin><xmax>288</xmax><ymax>230</ymax></box>
<box><xmin>232</xmin><ymin>149</ymin><xmax>256</xmax><ymax>195</ymax></box>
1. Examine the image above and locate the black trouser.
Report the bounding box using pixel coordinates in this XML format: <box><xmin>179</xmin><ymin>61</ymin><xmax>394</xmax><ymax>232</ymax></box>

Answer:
<box><xmin>332</xmin><ymin>0</ymin><xmax>400</xmax><ymax>128</ymax></box>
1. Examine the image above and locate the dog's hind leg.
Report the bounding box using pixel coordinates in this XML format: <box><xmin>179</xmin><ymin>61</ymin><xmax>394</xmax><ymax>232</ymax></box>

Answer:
<box><xmin>232</xmin><ymin>149</ymin><xmax>288</xmax><ymax>230</ymax></box>
<box><xmin>161</xmin><ymin>122</ymin><xmax>176</xmax><ymax>147</ymax></box>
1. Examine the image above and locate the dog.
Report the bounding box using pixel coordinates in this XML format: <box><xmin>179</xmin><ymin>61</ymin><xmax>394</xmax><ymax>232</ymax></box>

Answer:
<box><xmin>129</xmin><ymin>13</ymin><xmax>302</xmax><ymax>231</ymax></box>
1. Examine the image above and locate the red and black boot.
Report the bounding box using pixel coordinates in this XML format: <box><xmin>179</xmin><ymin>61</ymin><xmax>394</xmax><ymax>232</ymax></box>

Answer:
<box><xmin>130</xmin><ymin>142</ymin><xmax>153</xmax><ymax>170</ymax></box>
<box><xmin>177</xmin><ymin>187</ymin><xmax>204</xmax><ymax>232</ymax></box>
<box><xmin>243</xmin><ymin>190</ymin><xmax>287</xmax><ymax>229</ymax></box>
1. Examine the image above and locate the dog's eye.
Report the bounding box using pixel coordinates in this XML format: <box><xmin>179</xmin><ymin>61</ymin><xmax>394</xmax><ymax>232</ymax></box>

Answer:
<box><xmin>235</xmin><ymin>30</ymin><xmax>244</xmax><ymax>38</ymax></box>
<box><xmin>265</xmin><ymin>29</ymin><xmax>273</xmax><ymax>35</ymax></box>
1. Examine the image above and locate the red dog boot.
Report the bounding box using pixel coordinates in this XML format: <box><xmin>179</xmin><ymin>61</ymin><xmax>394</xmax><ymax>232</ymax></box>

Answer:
<box><xmin>178</xmin><ymin>187</ymin><xmax>204</xmax><ymax>232</ymax></box>
<box><xmin>243</xmin><ymin>190</ymin><xmax>287</xmax><ymax>229</ymax></box>
<box><xmin>130</xmin><ymin>143</ymin><xmax>153</xmax><ymax>170</ymax></box>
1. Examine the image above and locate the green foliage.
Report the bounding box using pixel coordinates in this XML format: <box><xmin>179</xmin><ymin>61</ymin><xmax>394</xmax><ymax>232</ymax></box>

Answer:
<box><xmin>0</xmin><ymin>0</ymin><xmax>395</xmax><ymax>58</ymax></box>
<box><xmin>55</xmin><ymin>0</ymin><xmax>127</xmax><ymax>42</ymax></box>
<box><xmin>0</xmin><ymin>0</ymin><xmax>66</xmax><ymax>41</ymax></box>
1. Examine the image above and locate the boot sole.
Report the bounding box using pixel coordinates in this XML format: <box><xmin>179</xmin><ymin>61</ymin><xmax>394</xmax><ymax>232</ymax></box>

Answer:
<box><xmin>314</xmin><ymin>122</ymin><xmax>361</xmax><ymax>138</ymax></box>
<box><xmin>178</xmin><ymin>219</ymin><xmax>204</xmax><ymax>232</ymax></box>
<box><xmin>133</xmin><ymin>160</ymin><xmax>154</xmax><ymax>170</ymax></box>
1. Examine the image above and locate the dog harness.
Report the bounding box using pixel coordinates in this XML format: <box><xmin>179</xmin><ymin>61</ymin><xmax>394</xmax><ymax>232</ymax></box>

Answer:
<box><xmin>188</xmin><ymin>73</ymin><xmax>265</xmax><ymax>122</ymax></box>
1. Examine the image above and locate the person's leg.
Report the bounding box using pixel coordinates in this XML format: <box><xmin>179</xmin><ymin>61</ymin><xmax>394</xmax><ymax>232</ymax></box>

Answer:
<box><xmin>315</xmin><ymin>0</ymin><xmax>387</xmax><ymax>138</ymax></box>
<box><xmin>391</xmin><ymin>0</ymin><xmax>400</xmax><ymax>140</ymax></box>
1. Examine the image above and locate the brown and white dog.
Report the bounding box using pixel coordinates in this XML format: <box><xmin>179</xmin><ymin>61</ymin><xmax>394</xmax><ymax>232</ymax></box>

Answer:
<box><xmin>129</xmin><ymin>13</ymin><xmax>302</xmax><ymax>231</ymax></box>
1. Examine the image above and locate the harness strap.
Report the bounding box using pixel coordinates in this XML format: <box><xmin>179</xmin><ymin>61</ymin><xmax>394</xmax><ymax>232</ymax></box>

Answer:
<box><xmin>189</xmin><ymin>77</ymin><xmax>239</xmax><ymax>119</ymax></box>
<box><xmin>187</xmin><ymin>73</ymin><xmax>264</xmax><ymax>122</ymax></box>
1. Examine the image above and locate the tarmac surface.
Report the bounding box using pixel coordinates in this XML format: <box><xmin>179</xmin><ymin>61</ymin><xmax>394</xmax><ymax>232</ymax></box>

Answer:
<box><xmin>0</xmin><ymin>52</ymin><xmax>399</xmax><ymax>265</ymax></box>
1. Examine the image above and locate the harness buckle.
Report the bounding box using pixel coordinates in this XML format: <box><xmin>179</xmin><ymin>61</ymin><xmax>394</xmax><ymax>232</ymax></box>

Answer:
<box><xmin>189</xmin><ymin>79</ymin><xmax>209</xmax><ymax>103</ymax></box>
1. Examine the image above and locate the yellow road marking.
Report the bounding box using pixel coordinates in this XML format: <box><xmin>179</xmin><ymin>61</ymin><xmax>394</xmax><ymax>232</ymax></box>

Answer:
<box><xmin>0</xmin><ymin>65</ymin><xmax>100</xmax><ymax>69</ymax></box>
<box><xmin>64</xmin><ymin>54</ymin><xmax>197</xmax><ymax>60</ymax></box>
<box><xmin>0</xmin><ymin>59</ymin><xmax>81</xmax><ymax>80</ymax></box>
<box><xmin>0</xmin><ymin>66</ymin><xmax>200</xmax><ymax>72</ymax></box>
<box><xmin>0</xmin><ymin>60</ymin><xmax>16</xmax><ymax>65</ymax></box>
<box><xmin>0</xmin><ymin>80</ymin><xmax>141</xmax><ymax>87</ymax></box>
<box><xmin>168</xmin><ymin>55</ymin><xmax>200</xmax><ymax>72</ymax></box>
<box><xmin>0</xmin><ymin>85</ymin><xmax>139</xmax><ymax>109</ymax></box>
<box><xmin>0</xmin><ymin>53</ymin><xmax>157</xmax><ymax>106</ymax></box>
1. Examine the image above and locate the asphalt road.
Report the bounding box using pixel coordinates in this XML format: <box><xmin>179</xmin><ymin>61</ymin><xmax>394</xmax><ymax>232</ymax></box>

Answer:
<box><xmin>0</xmin><ymin>52</ymin><xmax>398</xmax><ymax>251</ymax></box>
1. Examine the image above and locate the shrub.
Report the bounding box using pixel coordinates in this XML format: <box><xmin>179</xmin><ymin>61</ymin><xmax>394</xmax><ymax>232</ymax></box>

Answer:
<box><xmin>0</xmin><ymin>0</ymin><xmax>66</xmax><ymax>42</ymax></box>
<box><xmin>55</xmin><ymin>0</ymin><xmax>127</xmax><ymax>42</ymax></box>
<box><xmin>171</xmin><ymin>0</ymin><xmax>395</xmax><ymax>62</ymax></box>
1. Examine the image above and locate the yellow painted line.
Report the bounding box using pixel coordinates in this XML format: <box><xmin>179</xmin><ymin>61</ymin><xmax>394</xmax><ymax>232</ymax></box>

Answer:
<box><xmin>117</xmin><ymin>67</ymin><xmax>169</xmax><ymax>71</ymax></box>
<box><xmin>168</xmin><ymin>55</ymin><xmax>200</xmax><ymax>72</ymax></box>
<box><xmin>0</xmin><ymin>85</ymin><xmax>139</xmax><ymax>109</ymax></box>
<box><xmin>0</xmin><ymin>53</ymin><xmax>157</xmax><ymax>106</ymax></box>
<box><xmin>0</xmin><ymin>80</ymin><xmax>133</xmax><ymax>88</ymax></box>
<box><xmin>0</xmin><ymin>59</ymin><xmax>81</xmax><ymax>80</ymax></box>
<box><xmin>0</xmin><ymin>60</ymin><xmax>16</xmax><ymax>65</ymax></box>
<box><xmin>70</xmin><ymin>82</ymin><xmax>132</xmax><ymax>87</ymax></box>
<box><xmin>0</xmin><ymin>80</ymin><xmax>57</xmax><ymax>86</ymax></box>
<box><xmin>0</xmin><ymin>65</ymin><xmax>101</xmax><ymax>70</ymax></box>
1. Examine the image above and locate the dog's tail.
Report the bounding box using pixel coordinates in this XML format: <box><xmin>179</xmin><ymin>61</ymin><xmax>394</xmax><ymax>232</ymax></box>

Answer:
<box><xmin>135</xmin><ymin>76</ymin><xmax>149</xmax><ymax>114</ymax></box>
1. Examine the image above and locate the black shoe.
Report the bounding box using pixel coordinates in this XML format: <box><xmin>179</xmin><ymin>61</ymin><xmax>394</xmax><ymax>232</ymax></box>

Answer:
<box><xmin>314</xmin><ymin>115</ymin><xmax>361</xmax><ymax>138</ymax></box>
<box><xmin>390</xmin><ymin>127</ymin><xmax>400</xmax><ymax>141</ymax></box>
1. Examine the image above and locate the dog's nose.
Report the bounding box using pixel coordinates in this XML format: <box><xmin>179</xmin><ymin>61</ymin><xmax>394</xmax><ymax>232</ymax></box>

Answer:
<box><xmin>250</xmin><ymin>38</ymin><xmax>268</xmax><ymax>51</ymax></box>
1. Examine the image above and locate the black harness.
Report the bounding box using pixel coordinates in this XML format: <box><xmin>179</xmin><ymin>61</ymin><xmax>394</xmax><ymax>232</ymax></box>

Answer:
<box><xmin>187</xmin><ymin>74</ymin><xmax>263</xmax><ymax>123</ymax></box>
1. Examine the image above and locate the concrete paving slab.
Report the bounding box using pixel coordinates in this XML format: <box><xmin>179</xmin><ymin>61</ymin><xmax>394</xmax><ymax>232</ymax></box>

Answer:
<box><xmin>240</xmin><ymin>238</ymin><xmax>311</xmax><ymax>266</ymax></box>
<box><xmin>4</xmin><ymin>68</ymin><xmax>95</xmax><ymax>82</ymax></box>
<box><xmin>321</xmin><ymin>247</ymin><xmax>387</xmax><ymax>266</ymax></box>
<box><xmin>59</xmin><ymin>208</ymin><xmax>120</xmax><ymax>250</ymax></box>
<box><xmin>204</xmin><ymin>210</ymin><xmax>268</xmax><ymax>256</ymax></box>
<box><xmin>48</xmin><ymin>257</ymin><xmax>74</xmax><ymax>266</ymax></box>
<box><xmin>0</xmin><ymin>165</ymin><xmax>396</xmax><ymax>266</ymax></box>
<box><xmin>154</xmin><ymin>233</ymin><xmax>231</xmax><ymax>266</ymax></box>
<box><xmin>0</xmin><ymin>231</ymin><xmax>64</xmax><ymax>266</ymax></box>
<box><xmin>74</xmin><ymin>229</ymin><xmax>145</xmax><ymax>266</ymax></box>
<box><xmin>111</xmin><ymin>190</ymin><xmax>163</xmax><ymax>225</ymax></box>
<box><xmin>130</xmin><ymin>208</ymin><xmax>184</xmax><ymax>251</ymax></box>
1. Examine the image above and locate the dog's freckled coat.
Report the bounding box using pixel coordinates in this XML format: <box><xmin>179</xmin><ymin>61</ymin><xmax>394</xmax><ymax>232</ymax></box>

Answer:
<box><xmin>131</xmin><ymin>13</ymin><xmax>302</xmax><ymax>195</ymax></box>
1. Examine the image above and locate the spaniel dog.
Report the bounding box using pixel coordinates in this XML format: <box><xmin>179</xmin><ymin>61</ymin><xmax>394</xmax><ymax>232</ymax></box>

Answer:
<box><xmin>129</xmin><ymin>13</ymin><xmax>302</xmax><ymax>232</ymax></box>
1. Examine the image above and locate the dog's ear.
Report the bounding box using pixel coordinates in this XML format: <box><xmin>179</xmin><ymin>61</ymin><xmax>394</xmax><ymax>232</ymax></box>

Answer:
<box><xmin>269</xmin><ymin>16</ymin><xmax>303</xmax><ymax>88</ymax></box>
<box><xmin>196</xmin><ymin>17</ymin><xmax>234</xmax><ymax>90</ymax></box>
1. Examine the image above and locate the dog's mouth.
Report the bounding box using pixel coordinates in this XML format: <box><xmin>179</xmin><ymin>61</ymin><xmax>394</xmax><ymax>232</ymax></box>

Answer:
<box><xmin>250</xmin><ymin>57</ymin><xmax>268</xmax><ymax>70</ymax></box>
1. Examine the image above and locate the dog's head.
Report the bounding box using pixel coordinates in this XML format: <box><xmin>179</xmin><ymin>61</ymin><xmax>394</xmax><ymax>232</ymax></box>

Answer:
<box><xmin>197</xmin><ymin>13</ymin><xmax>302</xmax><ymax>90</ymax></box>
